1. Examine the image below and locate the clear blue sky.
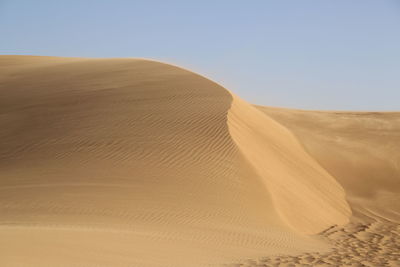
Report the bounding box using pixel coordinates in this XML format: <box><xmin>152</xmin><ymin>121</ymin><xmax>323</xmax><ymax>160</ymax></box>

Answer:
<box><xmin>1</xmin><ymin>0</ymin><xmax>399</xmax><ymax>110</ymax></box>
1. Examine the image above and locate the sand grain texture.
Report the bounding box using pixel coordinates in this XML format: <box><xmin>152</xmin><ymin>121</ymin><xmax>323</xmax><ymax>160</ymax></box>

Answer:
<box><xmin>0</xmin><ymin>56</ymin><xmax>398</xmax><ymax>266</ymax></box>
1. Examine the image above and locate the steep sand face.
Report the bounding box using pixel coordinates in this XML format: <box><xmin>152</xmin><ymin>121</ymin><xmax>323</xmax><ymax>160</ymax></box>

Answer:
<box><xmin>257</xmin><ymin>106</ymin><xmax>400</xmax><ymax>223</ymax></box>
<box><xmin>0</xmin><ymin>56</ymin><xmax>340</xmax><ymax>267</ymax></box>
<box><xmin>251</xmin><ymin>106</ymin><xmax>400</xmax><ymax>266</ymax></box>
<box><xmin>227</xmin><ymin>96</ymin><xmax>351</xmax><ymax>234</ymax></box>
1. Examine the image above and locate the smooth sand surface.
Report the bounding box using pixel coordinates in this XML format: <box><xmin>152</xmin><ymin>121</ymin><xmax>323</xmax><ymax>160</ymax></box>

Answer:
<box><xmin>0</xmin><ymin>56</ymin><xmax>398</xmax><ymax>266</ymax></box>
<box><xmin>253</xmin><ymin>106</ymin><xmax>400</xmax><ymax>266</ymax></box>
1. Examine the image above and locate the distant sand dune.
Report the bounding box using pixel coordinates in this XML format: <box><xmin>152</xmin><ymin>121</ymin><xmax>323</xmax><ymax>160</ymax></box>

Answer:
<box><xmin>0</xmin><ymin>56</ymin><xmax>398</xmax><ymax>266</ymax></box>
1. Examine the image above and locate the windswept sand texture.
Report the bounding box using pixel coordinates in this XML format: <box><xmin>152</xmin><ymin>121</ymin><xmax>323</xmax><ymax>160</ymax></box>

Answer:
<box><xmin>0</xmin><ymin>56</ymin><xmax>398</xmax><ymax>266</ymax></box>
<box><xmin>246</xmin><ymin>107</ymin><xmax>400</xmax><ymax>266</ymax></box>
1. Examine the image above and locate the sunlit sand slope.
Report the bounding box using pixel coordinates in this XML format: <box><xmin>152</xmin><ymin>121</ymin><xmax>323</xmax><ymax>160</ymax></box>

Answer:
<box><xmin>257</xmin><ymin>106</ymin><xmax>400</xmax><ymax>222</ymax></box>
<box><xmin>253</xmin><ymin>106</ymin><xmax>400</xmax><ymax>266</ymax></box>
<box><xmin>228</xmin><ymin>96</ymin><xmax>350</xmax><ymax>234</ymax></box>
<box><xmin>0</xmin><ymin>56</ymin><xmax>351</xmax><ymax>267</ymax></box>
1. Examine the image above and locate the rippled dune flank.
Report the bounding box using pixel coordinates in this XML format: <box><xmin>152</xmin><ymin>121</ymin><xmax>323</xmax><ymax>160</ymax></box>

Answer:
<box><xmin>0</xmin><ymin>56</ymin><xmax>398</xmax><ymax>267</ymax></box>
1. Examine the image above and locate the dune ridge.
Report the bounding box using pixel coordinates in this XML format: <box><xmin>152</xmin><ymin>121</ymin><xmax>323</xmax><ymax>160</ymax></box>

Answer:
<box><xmin>0</xmin><ymin>55</ymin><xmax>398</xmax><ymax>267</ymax></box>
<box><xmin>227</xmin><ymin>95</ymin><xmax>350</xmax><ymax>234</ymax></box>
<box><xmin>257</xmin><ymin>106</ymin><xmax>400</xmax><ymax>223</ymax></box>
<box><xmin>247</xmin><ymin>106</ymin><xmax>400</xmax><ymax>266</ymax></box>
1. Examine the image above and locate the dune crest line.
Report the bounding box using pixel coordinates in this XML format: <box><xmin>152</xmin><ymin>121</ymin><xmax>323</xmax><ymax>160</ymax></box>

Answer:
<box><xmin>227</xmin><ymin>93</ymin><xmax>351</xmax><ymax>234</ymax></box>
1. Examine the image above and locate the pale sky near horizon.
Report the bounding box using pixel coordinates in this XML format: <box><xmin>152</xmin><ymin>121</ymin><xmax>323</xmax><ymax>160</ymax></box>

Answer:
<box><xmin>1</xmin><ymin>0</ymin><xmax>399</xmax><ymax>110</ymax></box>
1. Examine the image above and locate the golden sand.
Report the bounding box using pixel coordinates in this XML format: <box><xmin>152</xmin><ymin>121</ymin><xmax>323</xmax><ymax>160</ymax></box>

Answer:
<box><xmin>0</xmin><ymin>56</ymin><xmax>398</xmax><ymax>266</ymax></box>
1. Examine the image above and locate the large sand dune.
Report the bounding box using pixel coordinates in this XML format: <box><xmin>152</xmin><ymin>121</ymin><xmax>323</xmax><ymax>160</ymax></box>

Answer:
<box><xmin>0</xmin><ymin>56</ymin><xmax>398</xmax><ymax>266</ymax></box>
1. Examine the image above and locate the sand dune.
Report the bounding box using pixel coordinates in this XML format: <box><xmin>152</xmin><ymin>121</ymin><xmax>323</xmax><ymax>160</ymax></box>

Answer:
<box><xmin>257</xmin><ymin>107</ymin><xmax>400</xmax><ymax>221</ymax></box>
<box><xmin>0</xmin><ymin>56</ymin><xmax>398</xmax><ymax>266</ymax></box>
<box><xmin>252</xmin><ymin>107</ymin><xmax>400</xmax><ymax>266</ymax></box>
<box><xmin>228</xmin><ymin>96</ymin><xmax>350</xmax><ymax>234</ymax></box>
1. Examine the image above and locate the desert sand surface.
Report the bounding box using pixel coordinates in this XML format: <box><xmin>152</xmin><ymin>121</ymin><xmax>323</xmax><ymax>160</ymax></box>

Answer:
<box><xmin>250</xmin><ymin>107</ymin><xmax>400</xmax><ymax>266</ymax></box>
<box><xmin>0</xmin><ymin>55</ymin><xmax>398</xmax><ymax>266</ymax></box>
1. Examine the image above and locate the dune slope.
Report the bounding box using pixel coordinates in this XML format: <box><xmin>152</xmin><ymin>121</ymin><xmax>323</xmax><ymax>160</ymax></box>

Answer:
<box><xmin>253</xmin><ymin>106</ymin><xmax>400</xmax><ymax>266</ymax></box>
<box><xmin>257</xmin><ymin>106</ymin><xmax>400</xmax><ymax>222</ymax></box>
<box><xmin>0</xmin><ymin>55</ymin><xmax>393</xmax><ymax>267</ymax></box>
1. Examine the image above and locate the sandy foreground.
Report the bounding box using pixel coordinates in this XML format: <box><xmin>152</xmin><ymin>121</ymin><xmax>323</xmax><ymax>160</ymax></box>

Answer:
<box><xmin>0</xmin><ymin>56</ymin><xmax>398</xmax><ymax>267</ymax></box>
